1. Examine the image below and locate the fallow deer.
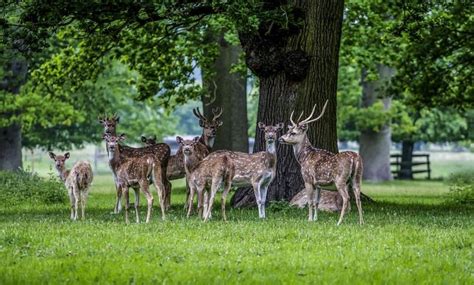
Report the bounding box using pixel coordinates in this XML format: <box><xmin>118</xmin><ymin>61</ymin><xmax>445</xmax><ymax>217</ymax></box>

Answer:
<box><xmin>192</xmin><ymin>107</ymin><xmax>223</xmax><ymax>151</ymax></box>
<box><xmin>99</xmin><ymin>114</ymin><xmax>171</xmax><ymax>213</ymax></box>
<box><xmin>200</xmin><ymin>122</ymin><xmax>284</xmax><ymax>220</ymax></box>
<box><xmin>49</xmin><ymin>152</ymin><xmax>93</xmax><ymax>220</ymax></box>
<box><xmin>184</xmin><ymin>147</ymin><xmax>234</xmax><ymax>222</ymax></box>
<box><xmin>104</xmin><ymin>134</ymin><xmax>168</xmax><ymax>223</ymax></box>
<box><xmin>279</xmin><ymin>101</ymin><xmax>364</xmax><ymax>225</ymax></box>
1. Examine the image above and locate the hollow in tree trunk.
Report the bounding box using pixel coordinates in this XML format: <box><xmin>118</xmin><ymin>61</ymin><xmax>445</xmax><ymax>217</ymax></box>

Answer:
<box><xmin>231</xmin><ymin>0</ymin><xmax>344</xmax><ymax>207</ymax></box>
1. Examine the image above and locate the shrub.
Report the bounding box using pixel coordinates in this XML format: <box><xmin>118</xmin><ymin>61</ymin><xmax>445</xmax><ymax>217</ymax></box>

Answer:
<box><xmin>0</xmin><ymin>170</ymin><xmax>67</xmax><ymax>205</ymax></box>
<box><xmin>446</xmin><ymin>171</ymin><xmax>474</xmax><ymax>204</ymax></box>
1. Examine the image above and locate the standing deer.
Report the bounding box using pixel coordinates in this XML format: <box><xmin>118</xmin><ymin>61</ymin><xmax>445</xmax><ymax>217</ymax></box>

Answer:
<box><xmin>104</xmin><ymin>133</ymin><xmax>168</xmax><ymax>223</ymax></box>
<box><xmin>141</xmin><ymin>108</ymin><xmax>222</xmax><ymax>210</ymax></box>
<box><xmin>279</xmin><ymin>101</ymin><xmax>364</xmax><ymax>225</ymax></box>
<box><xmin>184</xmin><ymin>147</ymin><xmax>234</xmax><ymax>221</ymax></box>
<box><xmin>49</xmin><ymin>152</ymin><xmax>93</xmax><ymax>220</ymax></box>
<box><xmin>99</xmin><ymin>114</ymin><xmax>171</xmax><ymax>213</ymax></box>
<box><xmin>199</xmin><ymin>122</ymin><xmax>284</xmax><ymax>220</ymax></box>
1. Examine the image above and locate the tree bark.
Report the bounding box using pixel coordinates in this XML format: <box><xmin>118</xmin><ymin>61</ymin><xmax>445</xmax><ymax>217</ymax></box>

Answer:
<box><xmin>0</xmin><ymin>58</ymin><xmax>28</xmax><ymax>171</ymax></box>
<box><xmin>399</xmin><ymin>140</ymin><xmax>414</xmax><ymax>179</ymax></box>
<box><xmin>359</xmin><ymin>65</ymin><xmax>394</xmax><ymax>181</ymax></box>
<box><xmin>202</xmin><ymin>33</ymin><xmax>248</xmax><ymax>152</ymax></box>
<box><xmin>231</xmin><ymin>0</ymin><xmax>344</xmax><ymax>207</ymax></box>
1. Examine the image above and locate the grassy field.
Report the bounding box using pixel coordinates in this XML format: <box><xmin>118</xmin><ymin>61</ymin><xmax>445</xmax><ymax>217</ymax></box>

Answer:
<box><xmin>0</xmin><ymin>173</ymin><xmax>472</xmax><ymax>284</ymax></box>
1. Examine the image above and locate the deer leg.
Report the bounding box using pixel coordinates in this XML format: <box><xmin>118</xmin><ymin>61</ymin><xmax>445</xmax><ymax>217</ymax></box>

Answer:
<box><xmin>260</xmin><ymin>183</ymin><xmax>269</xmax><ymax>219</ymax></box>
<box><xmin>221</xmin><ymin>180</ymin><xmax>232</xmax><ymax>222</ymax></box>
<box><xmin>184</xmin><ymin>178</ymin><xmax>190</xmax><ymax>211</ymax></box>
<box><xmin>187</xmin><ymin>183</ymin><xmax>196</xmax><ymax>218</ymax></box>
<box><xmin>152</xmin><ymin>166</ymin><xmax>167</xmax><ymax>221</ymax></box>
<box><xmin>196</xmin><ymin>187</ymin><xmax>205</xmax><ymax>219</ymax></box>
<box><xmin>165</xmin><ymin>179</ymin><xmax>172</xmax><ymax>211</ymax></box>
<box><xmin>205</xmin><ymin>179</ymin><xmax>221</xmax><ymax>222</ymax></box>
<box><xmin>133</xmin><ymin>187</ymin><xmax>140</xmax><ymax>223</ymax></box>
<box><xmin>69</xmin><ymin>188</ymin><xmax>75</xmax><ymax>220</ymax></box>
<box><xmin>352</xmin><ymin>178</ymin><xmax>364</xmax><ymax>225</ymax></box>
<box><xmin>305</xmin><ymin>182</ymin><xmax>315</xmax><ymax>221</ymax></box>
<box><xmin>123</xmin><ymin>187</ymin><xmax>130</xmax><ymax>224</ymax></box>
<box><xmin>141</xmin><ymin>184</ymin><xmax>154</xmax><ymax>223</ymax></box>
<box><xmin>336</xmin><ymin>183</ymin><xmax>350</xmax><ymax>226</ymax></box>
<box><xmin>73</xmin><ymin>187</ymin><xmax>80</xmax><ymax>221</ymax></box>
<box><xmin>114</xmin><ymin>186</ymin><xmax>122</xmax><ymax>214</ymax></box>
<box><xmin>314</xmin><ymin>185</ymin><xmax>321</xmax><ymax>221</ymax></box>
<box><xmin>252</xmin><ymin>182</ymin><xmax>263</xmax><ymax>219</ymax></box>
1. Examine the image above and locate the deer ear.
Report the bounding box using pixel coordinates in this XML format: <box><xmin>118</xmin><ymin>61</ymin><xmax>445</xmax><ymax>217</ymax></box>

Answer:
<box><xmin>258</xmin><ymin>122</ymin><xmax>266</xmax><ymax>130</ymax></box>
<box><xmin>193</xmin><ymin>136</ymin><xmax>200</xmax><ymax>143</ymax></box>
<box><xmin>276</xmin><ymin>122</ymin><xmax>284</xmax><ymax>130</ymax></box>
<box><xmin>141</xmin><ymin>136</ymin><xmax>147</xmax><ymax>143</ymax></box>
<box><xmin>300</xmin><ymin>124</ymin><xmax>308</xmax><ymax>131</ymax></box>
<box><xmin>216</xmin><ymin>120</ymin><xmax>223</xmax><ymax>127</ymax></box>
<box><xmin>115</xmin><ymin>117</ymin><xmax>120</xmax><ymax>123</ymax></box>
<box><xmin>48</xmin><ymin>152</ymin><xmax>56</xmax><ymax>160</ymax></box>
<box><xmin>98</xmin><ymin>116</ymin><xmax>104</xmax><ymax>124</ymax></box>
<box><xmin>198</xmin><ymin>120</ymin><xmax>205</xmax><ymax>128</ymax></box>
<box><xmin>176</xmin><ymin>136</ymin><xmax>184</xmax><ymax>144</ymax></box>
<box><xmin>118</xmin><ymin>133</ymin><xmax>126</xmax><ymax>141</ymax></box>
<box><xmin>64</xmin><ymin>152</ymin><xmax>70</xmax><ymax>159</ymax></box>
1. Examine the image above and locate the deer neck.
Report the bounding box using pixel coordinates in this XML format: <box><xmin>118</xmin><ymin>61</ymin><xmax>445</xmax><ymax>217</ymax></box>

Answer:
<box><xmin>265</xmin><ymin>140</ymin><xmax>277</xmax><ymax>156</ymax></box>
<box><xmin>293</xmin><ymin>135</ymin><xmax>313</xmax><ymax>163</ymax></box>
<box><xmin>107</xmin><ymin>145</ymin><xmax>121</xmax><ymax>165</ymax></box>
<box><xmin>56</xmin><ymin>168</ymin><xmax>70</xmax><ymax>182</ymax></box>
<box><xmin>200</xmin><ymin>134</ymin><xmax>214</xmax><ymax>150</ymax></box>
<box><xmin>183</xmin><ymin>153</ymin><xmax>200</xmax><ymax>173</ymax></box>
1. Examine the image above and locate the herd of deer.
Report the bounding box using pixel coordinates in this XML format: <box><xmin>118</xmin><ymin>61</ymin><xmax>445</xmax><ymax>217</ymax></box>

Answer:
<box><xmin>48</xmin><ymin>101</ymin><xmax>364</xmax><ymax>225</ymax></box>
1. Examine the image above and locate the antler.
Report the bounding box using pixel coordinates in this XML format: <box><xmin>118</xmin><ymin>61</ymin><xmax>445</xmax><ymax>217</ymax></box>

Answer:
<box><xmin>211</xmin><ymin>107</ymin><xmax>223</xmax><ymax>121</ymax></box>
<box><xmin>192</xmin><ymin>107</ymin><xmax>207</xmax><ymax>122</ymax></box>
<box><xmin>300</xmin><ymin>100</ymin><xmax>329</xmax><ymax>125</ymax></box>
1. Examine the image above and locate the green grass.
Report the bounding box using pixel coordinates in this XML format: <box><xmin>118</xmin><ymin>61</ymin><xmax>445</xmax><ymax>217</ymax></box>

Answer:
<box><xmin>0</xmin><ymin>176</ymin><xmax>472</xmax><ymax>284</ymax></box>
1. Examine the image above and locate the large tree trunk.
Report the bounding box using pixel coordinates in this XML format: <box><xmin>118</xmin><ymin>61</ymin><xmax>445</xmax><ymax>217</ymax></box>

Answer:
<box><xmin>359</xmin><ymin>65</ymin><xmax>394</xmax><ymax>181</ymax></box>
<box><xmin>202</xmin><ymin>33</ymin><xmax>248</xmax><ymax>152</ymax></box>
<box><xmin>399</xmin><ymin>140</ymin><xmax>414</xmax><ymax>179</ymax></box>
<box><xmin>0</xmin><ymin>59</ymin><xmax>28</xmax><ymax>171</ymax></box>
<box><xmin>232</xmin><ymin>0</ymin><xmax>344</xmax><ymax>207</ymax></box>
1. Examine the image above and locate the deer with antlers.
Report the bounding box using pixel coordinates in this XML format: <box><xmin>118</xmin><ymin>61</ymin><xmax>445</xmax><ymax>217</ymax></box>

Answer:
<box><xmin>187</xmin><ymin>122</ymin><xmax>284</xmax><ymax>220</ymax></box>
<box><xmin>279</xmin><ymin>101</ymin><xmax>364</xmax><ymax>225</ymax></box>
<box><xmin>103</xmin><ymin>133</ymin><xmax>168</xmax><ymax>223</ymax></box>
<box><xmin>99</xmin><ymin>114</ymin><xmax>171</xmax><ymax>214</ymax></box>
<box><xmin>142</xmin><ymin>107</ymin><xmax>222</xmax><ymax>209</ymax></box>
<box><xmin>49</xmin><ymin>152</ymin><xmax>93</xmax><ymax>220</ymax></box>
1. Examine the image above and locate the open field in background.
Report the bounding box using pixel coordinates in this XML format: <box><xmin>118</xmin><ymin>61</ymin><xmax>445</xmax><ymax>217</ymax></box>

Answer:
<box><xmin>1</xmin><ymin>149</ymin><xmax>473</xmax><ymax>283</ymax></box>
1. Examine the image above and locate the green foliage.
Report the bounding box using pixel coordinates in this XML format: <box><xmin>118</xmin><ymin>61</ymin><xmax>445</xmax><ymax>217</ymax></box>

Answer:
<box><xmin>446</xmin><ymin>171</ymin><xmax>474</xmax><ymax>205</ymax></box>
<box><xmin>0</xmin><ymin>170</ymin><xmax>66</xmax><ymax>205</ymax></box>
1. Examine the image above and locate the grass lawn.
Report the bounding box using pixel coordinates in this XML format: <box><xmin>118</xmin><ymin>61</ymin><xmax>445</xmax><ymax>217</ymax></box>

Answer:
<box><xmin>0</xmin><ymin>175</ymin><xmax>472</xmax><ymax>284</ymax></box>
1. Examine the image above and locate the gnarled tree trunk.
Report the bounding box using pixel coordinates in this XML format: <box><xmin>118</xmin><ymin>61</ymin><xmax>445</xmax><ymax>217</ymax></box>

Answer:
<box><xmin>203</xmin><ymin>33</ymin><xmax>248</xmax><ymax>152</ymax></box>
<box><xmin>359</xmin><ymin>65</ymin><xmax>394</xmax><ymax>181</ymax></box>
<box><xmin>231</xmin><ymin>0</ymin><xmax>344</xmax><ymax>207</ymax></box>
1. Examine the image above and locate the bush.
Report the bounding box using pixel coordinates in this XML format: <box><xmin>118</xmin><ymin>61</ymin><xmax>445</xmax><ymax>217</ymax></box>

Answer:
<box><xmin>446</xmin><ymin>171</ymin><xmax>474</xmax><ymax>204</ymax></box>
<box><xmin>0</xmin><ymin>170</ymin><xmax>67</xmax><ymax>205</ymax></box>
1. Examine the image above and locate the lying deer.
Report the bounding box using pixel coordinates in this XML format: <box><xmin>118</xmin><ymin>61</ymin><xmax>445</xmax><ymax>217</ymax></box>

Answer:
<box><xmin>279</xmin><ymin>101</ymin><xmax>364</xmax><ymax>225</ymax></box>
<box><xmin>188</xmin><ymin>122</ymin><xmax>284</xmax><ymax>220</ymax></box>
<box><xmin>99</xmin><ymin>114</ymin><xmax>171</xmax><ymax>213</ymax></box>
<box><xmin>184</xmin><ymin>146</ymin><xmax>234</xmax><ymax>221</ymax></box>
<box><xmin>104</xmin><ymin>133</ymin><xmax>168</xmax><ymax>223</ymax></box>
<box><xmin>49</xmin><ymin>152</ymin><xmax>93</xmax><ymax>220</ymax></box>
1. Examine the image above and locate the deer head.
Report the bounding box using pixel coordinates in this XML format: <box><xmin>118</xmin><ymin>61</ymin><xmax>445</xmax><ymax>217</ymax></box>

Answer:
<box><xmin>279</xmin><ymin>100</ymin><xmax>328</xmax><ymax>145</ymax></box>
<box><xmin>258</xmin><ymin>122</ymin><xmax>284</xmax><ymax>144</ymax></box>
<box><xmin>141</xmin><ymin>135</ymin><xmax>157</xmax><ymax>146</ymax></box>
<box><xmin>103</xmin><ymin>133</ymin><xmax>126</xmax><ymax>155</ymax></box>
<box><xmin>98</xmin><ymin>114</ymin><xmax>120</xmax><ymax>135</ymax></box>
<box><xmin>176</xmin><ymin>136</ymin><xmax>201</xmax><ymax>156</ymax></box>
<box><xmin>48</xmin><ymin>152</ymin><xmax>70</xmax><ymax>172</ymax></box>
<box><xmin>192</xmin><ymin>107</ymin><xmax>223</xmax><ymax>147</ymax></box>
